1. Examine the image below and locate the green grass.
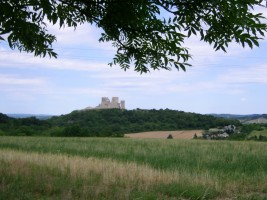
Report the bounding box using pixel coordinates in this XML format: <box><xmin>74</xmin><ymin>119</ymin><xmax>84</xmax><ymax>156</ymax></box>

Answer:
<box><xmin>1</xmin><ymin>136</ymin><xmax>267</xmax><ymax>199</ymax></box>
<box><xmin>250</xmin><ymin>127</ymin><xmax>267</xmax><ymax>137</ymax></box>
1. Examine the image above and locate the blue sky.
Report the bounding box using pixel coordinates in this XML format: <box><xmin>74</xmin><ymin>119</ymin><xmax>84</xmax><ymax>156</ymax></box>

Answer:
<box><xmin>1</xmin><ymin>6</ymin><xmax>267</xmax><ymax>115</ymax></box>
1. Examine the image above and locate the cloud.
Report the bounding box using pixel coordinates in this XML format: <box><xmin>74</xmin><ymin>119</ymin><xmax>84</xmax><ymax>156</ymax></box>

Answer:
<box><xmin>0</xmin><ymin>50</ymin><xmax>112</xmax><ymax>72</ymax></box>
<box><xmin>0</xmin><ymin>74</ymin><xmax>46</xmax><ymax>85</ymax></box>
<box><xmin>47</xmin><ymin>23</ymin><xmax>115</xmax><ymax>51</ymax></box>
<box><xmin>218</xmin><ymin>65</ymin><xmax>267</xmax><ymax>84</ymax></box>
<box><xmin>1</xmin><ymin>38</ymin><xmax>265</xmax><ymax>101</ymax></box>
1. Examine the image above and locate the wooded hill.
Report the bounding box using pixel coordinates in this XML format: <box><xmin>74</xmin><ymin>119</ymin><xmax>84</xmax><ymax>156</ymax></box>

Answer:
<box><xmin>210</xmin><ymin>114</ymin><xmax>267</xmax><ymax>124</ymax></box>
<box><xmin>1</xmin><ymin>109</ymin><xmax>241</xmax><ymax>137</ymax></box>
<box><xmin>0</xmin><ymin>113</ymin><xmax>50</xmax><ymax>136</ymax></box>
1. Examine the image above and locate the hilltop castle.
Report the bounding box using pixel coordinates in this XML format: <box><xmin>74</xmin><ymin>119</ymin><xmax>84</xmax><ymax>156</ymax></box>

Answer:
<box><xmin>84</xmin><ymin>97</ymin><xmax>125</xmax><ymax>110</ymax></box>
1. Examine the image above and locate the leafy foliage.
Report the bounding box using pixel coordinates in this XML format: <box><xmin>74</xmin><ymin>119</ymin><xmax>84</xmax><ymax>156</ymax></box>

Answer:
<box><xmin>0</xmin><ymin>113</ymin><xmax>51</xmax><ymax>136</ymax></box>
<box><xmin>228</xmin><ymin>123</ymin><xmax>267</xmax><ymax>140</ymax></box>
<box><xmin>1</xmin><ymin>0</ymin><xmax>266</xmax><ymax>72</ymax></box>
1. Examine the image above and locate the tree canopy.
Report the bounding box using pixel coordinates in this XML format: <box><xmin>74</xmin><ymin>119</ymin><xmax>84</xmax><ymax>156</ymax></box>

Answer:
<box><xmin>0</xmin><ymin>109</ymin><xmax>241</xmax><ymax>137</ymax></box>
<box><xmin>1</xmin><ymin>0</ymin><xmax>267</xmax><ymax>73</ymax></box>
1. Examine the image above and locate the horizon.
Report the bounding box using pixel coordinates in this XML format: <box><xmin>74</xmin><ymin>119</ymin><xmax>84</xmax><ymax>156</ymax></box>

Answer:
<box><xmin>1</xmin><ymin>6</ymin><xmax>267</xmax><ymax>115</ymax></box>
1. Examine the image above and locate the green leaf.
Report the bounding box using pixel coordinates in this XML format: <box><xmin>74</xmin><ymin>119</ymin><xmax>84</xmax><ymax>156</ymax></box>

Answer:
<box><xmin>220</xmin><ymin>45</ymin><xmax>226</xmax><ymax>52</ymax></box>
<box><xmin>52</xmin><ymin>13</ymin><xmax>58</xmax><ymax>24</ymax></box>
<box><xmin>164</xmin><ymin>56</ymin><xmax>168</xmax><ymax>67</ymax></box>
<box><xmin>191</xmin><ymin>28</ymin><xmax>196</xmax><ymax>35</ymax></box>
<box><xmin>251</xmin><ymin>38</ymin><xmax>259</xmax><ymax>47</ymax></box>
<box><xmin>241</xmin><ymin>40</ymin><xmax>245</xmax><ymax>48</ymax></box>
<box><xmin>188</xmin><ymin>29</ymin><xmax>191</xmax><ymax>37</ymax></box>
<box><xmin>59</xmin><ymin>18</ymin><xmax>64</xmax><ymax>28</ymax></box>
<box><xmin>246</xmin><ymin>39</ymin><xmax>253</xmax><ymax>49</ymax></box>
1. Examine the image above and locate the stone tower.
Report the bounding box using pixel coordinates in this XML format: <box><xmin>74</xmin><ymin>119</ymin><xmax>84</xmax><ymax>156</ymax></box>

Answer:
<box><xmin>111</xmin><ymin>97</ymin><xmax>120</xmax><ymax>108</ymax></box>
<box><xmin>120</xmin><ymin>100</ymin><xmax>125</xmax><ymax>109</ymax></box>
<box><xmin>100</xmin><ymin>97</ymin><xmax>111</xmax><ymax>108</ymax></box>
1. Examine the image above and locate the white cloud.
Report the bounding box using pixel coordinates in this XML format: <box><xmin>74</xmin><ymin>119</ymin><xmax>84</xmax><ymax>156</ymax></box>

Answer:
<box><xmin>0</xmin><ymin>50</ymin><xmax>111</xmax><ymax>72</ymax></box>
<box><xmin>48</xmin><ymin>23</ymin><xmax>115</xmax><ymax>51</ymax></box>
<box><xmin>0</xmin><ymin>74</ymin><xmax>46</xmax><ymax>85</ymax></box>
<box><xmin>218</xmin><ymin>65</ymin><xmax>267</xmax><ymax>84</ymax></box>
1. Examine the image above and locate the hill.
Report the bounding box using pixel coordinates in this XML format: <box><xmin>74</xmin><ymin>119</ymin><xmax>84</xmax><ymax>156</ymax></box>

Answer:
<box><xmin>7</xmin><ymin>114</ymin><xmax>53</xmax><ymax>120</ymax></box>
<box><xmin>0</xmin><ymin>113</ymin><xmax>50</xmax><ymax>136</ymax></box>
<box><xmin>0</xmin><ymin>113</ymin><xmax>12</xmax><ymax>123</ymax></box>
<box><xmin>239</xmin><ymin>115</ymin><xmax>267</xmax><ymax>124</ymax></box>
<box><xmin>0</xmin><ymin>109</ymin><xmax>241</xmax><ymax>137</ymax></box>
<box><xmin>48</xmin><ymin>109</ymin><xmax>241</xmax><ymax>137</ymax></box>
<box><xmin>241</xmin><ymin>117</ymin><xmax>267</xmax><ymax>124</ymax></box>
<box><xmin>209</xmin><ymin>114</ymin><xmax>267</xmax><ymax>124</ymax></box>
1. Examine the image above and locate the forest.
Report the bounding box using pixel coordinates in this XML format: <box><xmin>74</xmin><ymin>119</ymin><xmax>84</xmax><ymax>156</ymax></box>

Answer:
<box><xmin>0</xmin><ymin>109</ymin><xmax>241</xmax><ymax>137</ymax></box>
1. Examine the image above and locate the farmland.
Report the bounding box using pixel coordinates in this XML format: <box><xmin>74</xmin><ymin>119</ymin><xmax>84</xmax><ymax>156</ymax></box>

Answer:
<box><xmin>1</xmin><ymin>136</ymin><xmax>267</xmax><ymax>199</ymax></box>
<box><xmin>125</xmin><ymin>130</ymin><xmax>203</xmax><ymax>139</ymax></box>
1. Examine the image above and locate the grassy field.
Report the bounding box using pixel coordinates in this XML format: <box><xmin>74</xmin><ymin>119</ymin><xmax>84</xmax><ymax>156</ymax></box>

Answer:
<box><xmin>249</xmin><ymin>127</ymin><xmax>267</xmax><ymax>137</ymax></box>
<box><xmin>0</xmin><ymin>137</ymin><xmax>267</xmax><ymax>199</ymax></box>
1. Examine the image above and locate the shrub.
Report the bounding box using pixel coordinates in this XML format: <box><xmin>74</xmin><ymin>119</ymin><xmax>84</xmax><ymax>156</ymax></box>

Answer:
<box><xmin>167</xmin><ymin>134</ymin><xmax>173</xmax><ymax>139</ymax></box>
<box><xmin>0</xmin><ymin>130</ymin><xmax>5</xmax><ymax>136</ymax></box>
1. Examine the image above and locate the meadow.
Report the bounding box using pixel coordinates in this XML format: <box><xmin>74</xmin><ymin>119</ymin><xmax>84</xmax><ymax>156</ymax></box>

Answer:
<box><xmin>250</xmin><ymin>127</ymin><xmax>267</xmax><ymax>137</ymax></box>
<box><xmin>0</xmin><ymin>136</ymin><xmax>267</xmax><ymax>199</ymax></box>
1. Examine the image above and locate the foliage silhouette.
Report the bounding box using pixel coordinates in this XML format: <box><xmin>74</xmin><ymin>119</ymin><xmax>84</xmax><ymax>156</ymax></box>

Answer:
<box><xmin>1</xmin><ymin>0</ymin><xmax>266</xmax><ymax>72</ymax></box>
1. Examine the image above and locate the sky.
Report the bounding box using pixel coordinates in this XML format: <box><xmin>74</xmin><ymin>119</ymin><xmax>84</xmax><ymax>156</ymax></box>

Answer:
<box><xmin>1</xmin><ymin>6</ymin><xmax>267</xmax><ymax>115</ymax></box>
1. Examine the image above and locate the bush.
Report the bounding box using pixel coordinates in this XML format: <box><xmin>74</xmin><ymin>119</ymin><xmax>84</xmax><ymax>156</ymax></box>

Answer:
<box><xmin>167</xmin><ymin>134</ymin><xmax>173</xmax><ymax>139</ymax></box>
<box><xmin>49</xmin><ymin>127</ymin><xmax>65</xmax><ymax>137</ymax></box>
<box><xmin>259</xmin><ymin>135</ymin><xmax>267</xmax><ymax>141</ymax></box>
<box><xmin>0</xmin><ymin>130</ymin><xmax>5</xmax><ymax>136</ymax></box>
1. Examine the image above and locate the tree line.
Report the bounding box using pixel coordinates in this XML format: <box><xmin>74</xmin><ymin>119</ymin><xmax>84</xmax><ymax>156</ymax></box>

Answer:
<box><xmin>0</xmin><ymin>109</ymin><xmax>241</xmax><ymax>137</ymax></box>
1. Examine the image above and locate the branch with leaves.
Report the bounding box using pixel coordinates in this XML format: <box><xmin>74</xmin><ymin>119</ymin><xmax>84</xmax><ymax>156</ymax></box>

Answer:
<box><xmin>0</xmin><ymin>0</ymin><xmax>266</xmax><ymax>73</ymax></box>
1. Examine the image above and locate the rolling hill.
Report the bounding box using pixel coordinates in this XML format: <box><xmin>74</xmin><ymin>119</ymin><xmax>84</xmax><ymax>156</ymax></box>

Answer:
<box><xmin>209</xmin><ymin>114</ymin><xmax>267</xmax><ymax>124</ymax></box>
<box><xmin>48</xmin><ymin>109</ymin><xmax>241</xmax><ymax>136</ymax></box>
<box><xmin>1</xmin><ymin>109</ymin><xmax>241</xmax><ymax>137</ymax></box>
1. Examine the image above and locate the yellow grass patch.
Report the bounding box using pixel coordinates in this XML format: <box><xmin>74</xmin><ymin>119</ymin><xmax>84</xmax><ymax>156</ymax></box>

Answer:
<box><xmin>125</xmin><ymin>130</ymin><xmax>203</xmax><ymax>139</ymax></box>
<box><xmin>0</xmin><ymin>149</ymin><xmax>214</xmax><ymax>189</ymax></box>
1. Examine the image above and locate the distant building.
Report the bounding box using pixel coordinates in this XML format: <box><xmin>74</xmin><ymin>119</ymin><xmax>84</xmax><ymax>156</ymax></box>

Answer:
<box><xmin>218</xmin><ymin>132</ymin><xmax>229</xmax><ymax>138</ymax></box>
<box><xmin>204</xmin><ymin>124</ymin><xmax>236</xmax><ymax>139</ymax></box>
<box><xmin>224</xmin><ymin>125</ymin><xmax>236</xmax><ymax>134</ymax></box>
<box><xmin>84</xmin><ymin>97</ymin><xmax>125</xmax><ymax>110</ymax></box>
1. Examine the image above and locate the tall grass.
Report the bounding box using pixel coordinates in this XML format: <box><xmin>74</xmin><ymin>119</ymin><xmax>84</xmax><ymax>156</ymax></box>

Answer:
<box><xmin>1</xmin><ymin>137</ymin><xmax>267</xmax><ymax>199</ymax></box>
<box><xmin>0</xmin><ymin>149</ymin><xmax>219</xmax><ymax>199</ymax></box>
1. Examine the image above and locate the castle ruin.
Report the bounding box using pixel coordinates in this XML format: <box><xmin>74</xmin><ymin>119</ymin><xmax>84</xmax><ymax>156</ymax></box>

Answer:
<box><xmin>84</xmin><ymin>97</ymin><xmax>125</xmax><ymax>110</ymax></box>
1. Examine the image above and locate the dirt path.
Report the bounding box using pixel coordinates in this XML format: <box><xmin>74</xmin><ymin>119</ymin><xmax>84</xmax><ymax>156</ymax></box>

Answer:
<box><xmin>125</xmin><ymin>130</ymin><xmax>203</xmax><ymax>139</ymax></box>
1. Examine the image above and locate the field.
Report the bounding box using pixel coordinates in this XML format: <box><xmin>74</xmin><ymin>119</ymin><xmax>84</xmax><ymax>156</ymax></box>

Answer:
<box><xmin>250</xmin><ymin>127</ymin><xmax>267</xmax><ymax>137</ymax></box>
<box><xmin>1</xmin><ymin>136</ymin><xmax>267</xmax><ymax>199</ymax></box>
<box><xmin>125</xmin><ymin>130</ymin><xmax>203</xmax><ymax>139</ymax></box>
